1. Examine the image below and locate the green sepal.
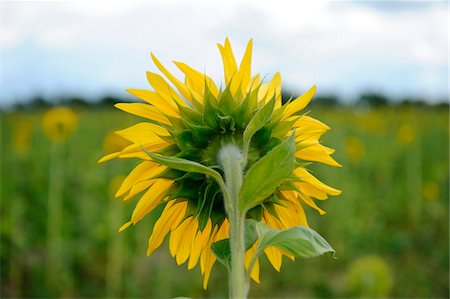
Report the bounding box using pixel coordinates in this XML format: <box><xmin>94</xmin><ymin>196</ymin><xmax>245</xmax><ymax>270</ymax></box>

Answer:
<box><xmin>271</xmin><ymin>117</ymin><xmax>299</xmax><ymax>139</ymax></box>
<box><xmin>175</xmin><ymin>171</ymin><xmax>205</xmax><ymax>182</ymax></box>
<box><xmin>218</xmin><ymin>115</ymin><xmax>236</xmax><ymax>134</ymax></box>
<box><xmin>246</xmin><ymin>205</ymin><xmax>263</xmax><ymax>221</ymax></box>
<box><xmin>243</xmin><ymin>96</ymin><xmax>276</xmax><ymax>153</ymax></box>
<box><xmin>270</xmin><ymin>101</ymin><xmax>288</xmax><ymax>123</ymax></box>
<box><xmin>260</xmin><ymin>137</ymin><xmax>282</xmax><ymax>156</ymax></box>
<box><xmin>202</xmin><ymin>92</ymin><xmax>222</xmax><ymax>130</ymax></box>
<box><xmin>197</xmin><ymin>181</ymin><xmax>221</xmax><ymax>230</ymax></box>
<box><xmin>278</xmin><ymin>179</ymin><xmax>300</xmax><ymax>191</ymax></box>
<box><xmin>166</xmin><ymin>114</ymin><xmax>186</xmax><ymax>132</ymax></box>
<box><xmin>178</xmin><ymin>104</ymin><xmax>203</xmax><ymax>125</ymax></box>
<box><xmin>185</xmin><ymin>123</ymin><xmax>216</xmax><ymax>148</ymax></box>
<box><xmin>169</xmin><ymin>179</ymin><xmax>201</xmax><ymax>200</ymax></box>
<box><xmin>153</xmin><ymin>168</ymin><xmax>185</xmax><ymax>180</ymax></box>
<box><xmin>175</xmin><ymin>130</ymin><xmax>195</xmax><ymax>150</ymax></box>
<box><xmin>231</xmin><ymin>87</ymin><xmax>259</xmax><ymax>129</ymax></box>
<box><xmin>190</xmin><ymin>96</ymin><xmax>204</xmax><ymax>112</ymax></box>
<box><xmin>261</xmin><ymin>202</ymin><xmax>281</xmax><ymax>222</ymax></box>
<box><xmin>255</xmin><ymin>222</ymin><xmax>335</xmax><ymax>259</ymax></box>
<box><xmin>175</xmin><ymin>149</ymin><xmax>202</xmax><ymax>162</ymax></box>
<box><xmin>266</xmin><ymin>194</ymin><xmax>282</xmax><ymax>205</ymax></box>
<box><xmin>156</xmin><ymin>144</ymin><xmax>180</xmax><ymax>157</ymax></box>
<box><xmin>239</xmin><ymin>133</ymin><xmax>296</xmax><ymax>212</ymax></box>
<box><xmin>218</xmin><ymin>86</ymin><xmax>237</xmax><ymax>115</ymax></box>
<box><xmin>252</xmin><ymin>127</ymin><xmax>272</xmax><ymax>148</ymax></box>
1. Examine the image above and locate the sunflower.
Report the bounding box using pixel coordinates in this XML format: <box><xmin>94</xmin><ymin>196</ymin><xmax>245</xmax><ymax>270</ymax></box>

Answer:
<box><xmin>99</xmin><ymin>38</ymin><xmax>341</xmax><ymax>289</ymax></box>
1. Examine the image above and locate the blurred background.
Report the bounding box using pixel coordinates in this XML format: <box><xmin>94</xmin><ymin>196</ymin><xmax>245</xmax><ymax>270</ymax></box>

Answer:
<box><xmin>1</xmin><ymin>0</ymin><xmax>448</xmax><ymax>298</ymax></box>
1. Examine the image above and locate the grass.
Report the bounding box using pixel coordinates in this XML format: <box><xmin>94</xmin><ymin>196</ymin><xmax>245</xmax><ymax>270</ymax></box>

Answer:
<box><xmin>1</xmin><ymin>105</ymin><xmax>448</xmax><ymax>298</ymax></box>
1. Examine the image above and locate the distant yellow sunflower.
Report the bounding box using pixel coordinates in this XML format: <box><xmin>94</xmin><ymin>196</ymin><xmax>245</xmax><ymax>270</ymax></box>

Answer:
<box><xmin>99</xmin><ymin>38</ymin><xmax>341</xmax><ymax>288</ymax></box>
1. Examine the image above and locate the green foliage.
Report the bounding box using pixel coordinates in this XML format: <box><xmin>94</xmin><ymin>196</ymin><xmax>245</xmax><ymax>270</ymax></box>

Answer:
<box><xmin>255</xmin><ymin>222</ymin><xmax>335</xmax><ymax>259</ymax></box>
<box><xmin>143</xmin><ymin>149</ymin><xmax>223</xmax><ymax>185</ymax></box>
<box><xmin>239</xmin><ymin>133</ymin><xmax>296</xmax><ymax>211</ymax></box>
<box><xmin>211</xmin><ymin>220</ymin><xmax>258</xmax><ymax>269</ymax></box>
<box><xmin>1</xmin><ymin>106</ymin><xmax>449</xmax><ymax>298</ymax></box>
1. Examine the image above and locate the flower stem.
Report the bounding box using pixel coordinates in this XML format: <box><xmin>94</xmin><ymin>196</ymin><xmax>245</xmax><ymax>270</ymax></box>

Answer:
<box><xmin>219</xmin><ymin>145</ymin><xmax>248</xmax><ymax>299</ymax></box>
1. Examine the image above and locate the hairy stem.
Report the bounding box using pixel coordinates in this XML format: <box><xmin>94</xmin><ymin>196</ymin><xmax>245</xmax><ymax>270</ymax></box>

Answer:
<box><xmin>219</xmin><ymin>144</ymin><xmax>248</xmax><ymax>299</ymax></box>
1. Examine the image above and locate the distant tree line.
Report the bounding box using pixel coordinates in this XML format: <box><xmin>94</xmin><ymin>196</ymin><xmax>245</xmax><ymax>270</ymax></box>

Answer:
<box><xmin>4</xmin><ymin>91</ymin><xmax>449</xmax><ymax>111</ymax></box>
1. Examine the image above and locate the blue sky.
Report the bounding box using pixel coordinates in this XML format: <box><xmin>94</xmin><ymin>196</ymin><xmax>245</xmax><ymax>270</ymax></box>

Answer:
<box><xmin>1</xmin><ymin>0</ymin><xmax>448</xmax><ymax>108</ymax></box>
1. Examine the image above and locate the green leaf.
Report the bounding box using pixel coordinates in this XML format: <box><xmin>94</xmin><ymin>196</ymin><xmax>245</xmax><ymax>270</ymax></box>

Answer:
<box><xmin>255</xmin><ymin>222</ymin><xmax>335</xmax><ymax>259</ymax></box>
<box><xmin>243</xmin><ymin>97</ymin><xmax>276</xmax><ymax>151</ymax></box>
<box><xmin>210</xmin><ymin>239</ymin><xmax>231</xmax><ymax>270</ymax></box>
<box><xmin>143</xmin><ymin>149</ymin><xmax>223</xmax><ymax>184</ymax></box>
<box><xmin>239</xmin><ymin>133</ymin><xmax>296</xmax><ymax>211</ymax></box>
<box><xmin>211</xmin><ymin>220</ymin><xmax>259</xmax><ymax>270</ymax></box>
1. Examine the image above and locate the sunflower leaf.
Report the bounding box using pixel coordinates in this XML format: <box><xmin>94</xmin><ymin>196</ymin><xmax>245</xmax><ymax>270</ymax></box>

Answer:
<box><xmin>255</xmin><ymin>221</ymin><xmax>335</xmax><ymax>259</ymax></box>
<box><xmin>143</xmin><ymin>149</ymin><xmax>223</xmax><ymax>184</ymax></box>
<box><xmin>211</xmin><ymin>220</ymin><xmax>259</xmax><ymax>270</ymax></box>
<box><xmin>210</xmin><ymin>239</ymin><xmax>231</xmax><ymax>270</ymax></box>
<box><xmin>239</xmin><ymin>133</ymin><xmax>296</xmax><ymax>211</ymax></box>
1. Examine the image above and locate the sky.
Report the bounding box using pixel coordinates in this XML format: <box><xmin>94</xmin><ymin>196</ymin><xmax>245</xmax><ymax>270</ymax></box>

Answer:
<box><xmin>0</xmin><ymin>0</ymin><xmax>448</xmax><ymax>108</ymax></box>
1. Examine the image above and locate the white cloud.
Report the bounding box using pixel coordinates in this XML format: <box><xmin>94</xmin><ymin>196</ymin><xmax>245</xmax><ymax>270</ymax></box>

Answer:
<box><xmin>0</xmin><ymin>0</ymin><xmax>448</xmax><ymax>106</ymax></box>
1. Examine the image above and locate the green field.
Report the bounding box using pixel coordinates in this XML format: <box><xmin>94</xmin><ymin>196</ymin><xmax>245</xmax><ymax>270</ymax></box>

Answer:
<box><xmin>1</xmin><ymin>106</ymin><xmax>449</xmax><ymax>298</ymax></box>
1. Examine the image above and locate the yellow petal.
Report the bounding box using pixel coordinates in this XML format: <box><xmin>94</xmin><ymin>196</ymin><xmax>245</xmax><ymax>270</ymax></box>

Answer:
<box><xmin>169</xmin><ymin>217</ymin><xmax>192</xmax><ymax>257</ymax></box>
<box><xmin>264</xmin><ymin>246</ymin><xmax>283</xmax><ymax>272</ymax></box>
<box><xmin>247</xmin><ymin>74</ymin><xmax>261</xmax><ymax>92</ymax></box>
<box><xmin>294</xmin><ymin>167</ymin><xmax>341</xmax><ymax>196</ymax></box>
<box><xmin>98</xmin><ymin>141</ymin><xmax>167</xmax><ymax>163</ymax></box>
<box><xmin>130</xmin><ymin>180</ymin><xmax>173</xmax><ymax>224</ymax></box>
<box><xmin>292</xmin><ymin>115</ymin><xmax>330</xmax><ymax>131</ymax></box>
<box><xmin>146</xmin><ymin>72</ymin><xmax>188</xmax><ymax>108</ymax></box>
<box><xmin>174</xmin><ymin>216</ymin><xmax>198</xmax><ymax>265</ymax></box>
<box><xmin>263</xmin><ymin>210</ymin><xmax>283</xmax><ymax>230</ymax></box>
<box><xmin>200</xmin><ymin>224</ymin><xmax>219</xmax><ymax>273</ymax></box>
<box><xmin>296</xmin><ymin>144</ymin><xmax>342</xmax><ymax>167</ymax></box>
<box><xmin>258</xmin><ymin>72</ymin><xmax>282</xmax><ymax>106</ymax></box>
<box><xmin>150</xmin><ymin>53</ymin><xmax>194</xmax><ymax>102</ymax></box>
<box><xmin>237</xmin><ymin>39</ymin><xmax>253</xmax><ymax>94</ymax></box>
<box><xmin>188</xmin><ymin>219</ymin><xmax>212</xmax><ymax>270</ymax></box>
<box><xmin>297</xmin><ymin>191</ymin><xmax>326</xmax><ymax>215</ymax></box>
<box><xmin>115</xmin><ymin>122</ymin><xmax>169</xmax><ymax>144</ymax></box>
<box><xmin>282</xmin><ymin>85</ymin><xmax>316</xmax><ymax>120</ymax></box>
<box><xmin>295</xmin><ymin>130</ymin><xmax>325</xmax><ymax>145</ymax></box>
<box><xmin>215</xmin><ymin>218</ymin><xmax>230</xmax><ymax>241</ymax></box>
<box><xmin>280</xmin><ymin>190</ymin><xmax>309</xmax><ymax>226</ymax></box>
<box><xmin>297</xmin><ymin>182</ymin><xmax>328</xmax><ymax>200</ymax></box>
<box><xmin>174</xmin><ymin>61</ymin><xmax>219</xmax><ymax>98</ymax></box>
<box><xmin>118</xmin><ymin>221</ymin><xmax>132</xmax><ymax>232</ymax></box>
<box><xmin>201</xmin><ymin>247</ymin><xmax>216</xmax><ymax>289</ymax></box>
<box><xmin>218</xmin><ymin>37</ymin><xmax>238</xmax><ymax>85</ymax></box>
<box><xmin>115</xmin><ymin>161</ymin><xmax>158</xmax><ymax>197</ymax></box>
<box><xmin>127</xmin><ymin>88</ymin><xmax>180</xmax><ymax>117</ymax></box>
<box><xmin>274</xmin><ymin>203</ymin><xmax>299</xmax><ymax>228</ymax></box>
<box><xmin>245</xmin><ymin>243</ymin><xmax>260</xmax><ymax>283</ymax></box>
<box><xmin>147</xmin><ymin>200</ymin><xmax>188</xmax><ymax>256</ymax></box>
<box><xmin>123</xmin><ymin>180</ymin><xmax>154</xmax><ymax>201</ymax></box>
<box><xmin>114</xmin><ymin>103</ymin><xmax>171</xmax><ymax>125</ymax></box>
